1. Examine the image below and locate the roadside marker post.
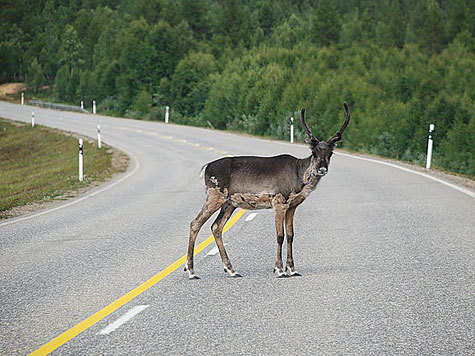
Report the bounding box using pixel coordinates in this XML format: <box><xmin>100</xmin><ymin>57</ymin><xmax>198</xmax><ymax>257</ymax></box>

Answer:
<box><xmin>426</xmin><ymin>124</ymin><xmax>435</xmax><ymax>169</ymax></box>
<box><xmin>81</xmin><ymin>101</ymin><xmax>84</xmax><ymax>110</ymax></box>
<box><xmin>97</xmin><ymin>125</ymin><xmax>102</xmax><ymax>149</ymax></box>
<box><xmin>31</xmin><ymin>112</ymin><xmax>35</xmax><ymax>127</ymax></box>
<box><xmin>165</xmin><ymin>106</ymin><xmax>169</xmax><ymax>123</ymax></box>
<box><xmin>21</xmin><ymin>92</ymin><xmax>24</xmax><ymax>105</ymax></box>
<box><xmin>79</xmin><ymin>138</ymin><xmax>84</xmax><ymax>182</ymax></box>
<box><xmin>290</xmin><ymin>117</ymin><xmax>294</xmax><ymax>143</ymax></box>
<box><xmin>93</xmin><ymin>100</ymin><xmax>96</xmax><ymax>115</ymax></box>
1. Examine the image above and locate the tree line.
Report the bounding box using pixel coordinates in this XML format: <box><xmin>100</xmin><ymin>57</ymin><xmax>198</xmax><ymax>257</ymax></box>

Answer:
<box><xmin>1</xmin><ymin>0</ymin><xmax>474</xmax><ymax>176</ymax></box>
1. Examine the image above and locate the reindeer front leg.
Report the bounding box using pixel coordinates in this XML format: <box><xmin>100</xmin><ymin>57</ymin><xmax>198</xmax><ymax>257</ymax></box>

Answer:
<box><xmin>272</xmin><ymin>195</ymin><xmax>288</xmax><ymax>278</ymax></box>
<box><xmin>285</xmin><ymin>207</ymin><xmax>301</xmax><ymax>277</ymax></box>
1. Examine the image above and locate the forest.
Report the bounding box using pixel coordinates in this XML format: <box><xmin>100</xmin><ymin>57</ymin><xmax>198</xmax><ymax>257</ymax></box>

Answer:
<box><xmin>1</xmin><ymin>0</ymin><xmax>474</xmax><ymax>176</ymax></box>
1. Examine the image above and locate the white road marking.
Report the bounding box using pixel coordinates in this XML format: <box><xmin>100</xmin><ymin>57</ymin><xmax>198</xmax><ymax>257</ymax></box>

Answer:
<box><xmin>245</xmin><ymin>213</ymin><xmax>258</xmax><ymax>222</ymax></box>
<box><xmin>335</xmin><ymin>151</ymin><xmax>475</xmax><ymax>198</ymax></box>
<box><xmin>206</xmin><ymin>244</ymin><xmax>226</xmax><ymax>256</ymax></box>
<box><xmin>98</xmin><ymin>305</ymin><xmax>149</xmax><ymax>335</ymax></box>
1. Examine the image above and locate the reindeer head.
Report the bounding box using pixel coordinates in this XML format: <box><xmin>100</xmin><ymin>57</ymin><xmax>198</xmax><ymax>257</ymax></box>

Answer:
<box><xmin>300</xmin><ymin>102</ymin><xmax>350</xmax><ymax>176</ymax></box>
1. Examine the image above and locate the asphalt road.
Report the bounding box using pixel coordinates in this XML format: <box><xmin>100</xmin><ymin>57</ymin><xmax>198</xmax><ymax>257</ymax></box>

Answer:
<box><xmin>0</xmin><ymin>101</ymin><xmax>474</xmax><ymax>356</ymax></box>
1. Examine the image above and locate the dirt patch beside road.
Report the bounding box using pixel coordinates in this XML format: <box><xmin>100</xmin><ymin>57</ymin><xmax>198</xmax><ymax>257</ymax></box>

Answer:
<box><xmin>0</xmin><ymin>83</ymin><xmax>26</xmax><ymax>97</ymax></box>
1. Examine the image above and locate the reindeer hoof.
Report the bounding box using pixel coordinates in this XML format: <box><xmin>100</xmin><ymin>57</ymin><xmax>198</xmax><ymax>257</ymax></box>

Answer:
<box><xmin>274</xmin><ymin>267</ymin><xmax>287</xmax><ymax>278</ymax></box>
<box><xmin>286</xmin><ymin>266</ymin><xmax>302</xmax><ymax>277</ymax></box>
<box><xmin>185</xmin><ymin>266</ymin><xmax>199</xmax><ymax>279</ymax></box>
<box><xmin>224</xmin><ymin>267</ymin><xmax>241</xmax><ymax>278</ymax></box>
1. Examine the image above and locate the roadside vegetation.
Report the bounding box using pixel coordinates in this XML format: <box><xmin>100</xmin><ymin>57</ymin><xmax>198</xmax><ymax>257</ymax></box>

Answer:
<box><xmin>1</xmin><ymin>0</ymin><xmax>474</xmax><ymax>176</ymax></box>
<box><xmin>0</xmin><ymin>118</ymin><xmax>128</xmax><ymax>219</ymax></box>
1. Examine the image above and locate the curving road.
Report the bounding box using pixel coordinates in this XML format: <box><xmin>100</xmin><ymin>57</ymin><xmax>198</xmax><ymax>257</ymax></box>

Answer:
<box><xmin>0</xmin><ymin>101</ymin><xmax>474</xmax><ymax>355</ymax></box>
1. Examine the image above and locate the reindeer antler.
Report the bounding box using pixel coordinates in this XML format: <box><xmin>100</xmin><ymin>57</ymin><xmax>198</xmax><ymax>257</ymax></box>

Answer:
<box><xmin>327</xmin><ymin>102</ymin><xmax>350</xmax><ymax>144</ymax></box>
<box><xmin>300</xmin><ymin>107</ymin><xmax>319</xmax><ymax>145</ymax></box>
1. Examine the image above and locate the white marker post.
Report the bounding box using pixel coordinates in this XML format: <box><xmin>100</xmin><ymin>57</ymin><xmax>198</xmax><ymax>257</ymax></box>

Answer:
<box><xmin>93</xmin><ymin>100</ymin><xmax>96</xmax><ymax>115</ymax></box>
<box><xmin>81</xmin><ymin>101</ymin><xmax>84</xmax><ymax>110</ymax></box>
<box><xmin>31</xmin><ymin>112</ymin><xmax>35</xmax><ymax>127</ymax></box>
<box><xmin>165</xmin><ymin>106</ymin><xmax>169</xmax><ymax>123</ymax></box>
<box><xmin>21</xmin><ymin>92</ymin><xmax>24</xmax><ymax>105</ymax></box>
<box><xmin>97</xmin><ymin>125</ymin><xmax>102</xmax><ymax>149</ymax></box>
<box><xmin>79</xmin><ymin>138</ymin><xmax>84</xmax><ymax>182</ymax></box>
<box><xmin>426</xmin><ymin>124</ymin><xmax>435</xmax><ymax>169</ymax></box>
<box><xmin>290</xmin><ymin>117</ymin><xmax>294</xmax><ymax>143</ymax></box>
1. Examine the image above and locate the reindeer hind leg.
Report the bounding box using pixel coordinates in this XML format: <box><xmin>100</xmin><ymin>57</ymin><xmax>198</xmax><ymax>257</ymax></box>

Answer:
<box><xmin>211</xmin><ymin>203</ymin><xmax>240</xmax><ymax>277</ymax></box>
<box><xmin>186</xmin><ymin>187</ymin><xmax>227</xmax><ymax>279</ymax></box>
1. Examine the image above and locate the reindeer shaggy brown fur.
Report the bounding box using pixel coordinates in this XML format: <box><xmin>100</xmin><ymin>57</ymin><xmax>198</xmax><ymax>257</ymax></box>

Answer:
<box><xmin>185</xmin><ymin>102</ymin><xmax>350</xmax><ymax>279</ymax></box>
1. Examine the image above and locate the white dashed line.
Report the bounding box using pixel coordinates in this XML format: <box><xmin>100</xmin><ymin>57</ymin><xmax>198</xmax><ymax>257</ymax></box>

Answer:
<box><xmin>98</xmin><ymin>305</ymin><xmax>149</xmax><ymax>335</ymax></box>
<box><xmin>245</xmin><ymin>213</ymin><xmax>257</xmax><ymax>222</ymax></box>
<box><xmin>206</xmin><ymin>244</ymin><xmax>226</xmax><ymax>256</ymax></box>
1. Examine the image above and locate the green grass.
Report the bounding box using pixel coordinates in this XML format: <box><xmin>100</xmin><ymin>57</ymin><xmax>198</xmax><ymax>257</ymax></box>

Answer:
<box><xmin>0</xmin><ymin>118</ymin><xmax>128</xmax><ymax>218</ymax></box>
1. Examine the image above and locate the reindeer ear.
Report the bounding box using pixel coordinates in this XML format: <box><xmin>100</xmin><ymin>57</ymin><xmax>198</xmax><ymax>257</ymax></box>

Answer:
<box><xmin>305</xmin><ymin>137</ymin><xmax>319</xmax><ymax>147</ymax></box>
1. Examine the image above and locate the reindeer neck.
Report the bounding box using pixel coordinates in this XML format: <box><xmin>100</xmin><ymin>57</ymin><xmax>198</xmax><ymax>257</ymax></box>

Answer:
<box><xmin>299</xmin><ymin>155</ymin><xmax>322</xmax><ymax>190</ymax></box>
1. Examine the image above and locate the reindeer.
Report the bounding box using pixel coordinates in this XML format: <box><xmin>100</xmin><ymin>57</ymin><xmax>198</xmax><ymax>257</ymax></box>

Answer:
<box><xmin>185</xmin><ymin>102</ymin><xmax>350</xmax><ymax>279</ymax></box>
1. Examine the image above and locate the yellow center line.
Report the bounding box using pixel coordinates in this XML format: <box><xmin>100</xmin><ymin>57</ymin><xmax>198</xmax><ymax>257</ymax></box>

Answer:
<box><xmin>29</xmin><ymin>209</ymin><xmax>247</xmax><ymax>356</ymax></box>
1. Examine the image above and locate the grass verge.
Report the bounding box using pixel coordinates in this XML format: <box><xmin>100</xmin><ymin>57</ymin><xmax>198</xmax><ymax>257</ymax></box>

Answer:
<box><xmin>0</xmin><ymin>118</ymin><xmax>129</xmax><ymax>219</ymax></box>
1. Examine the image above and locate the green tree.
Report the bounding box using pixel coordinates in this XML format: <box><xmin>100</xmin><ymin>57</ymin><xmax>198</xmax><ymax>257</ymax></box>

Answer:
<box><xmin>54</xmin><ymin>65</ymin><xmax>79</xmax><ymax>101</ymax></box>
<box><xmin>340</xmin><ymin>10</ymin><xmax>363</xmax><ymax>47</ymax></box>
<box><xmin>375</xmin><ymin>2</ymin><xmax>405</xmax><ymax>48</ymax></box>
<box><xmin>407</xmin><ymin>0</ymin><xmax>446</xmax><ymax>54</ymax></box>
<box><xmin>181</xmin><ymin>0</ymin><xmax>210</xmax><ymax>39</ymax></box>
<box><xmin>27</xmin><ymin>58</ymin><xmax>45</xmax><ymax>92</ymax></box>
<box><xmin>132</xmin><ymin>0</ymin><xmax>163</xmax><ymax>23</ymax></box>
<box><xmin>258</xmin><ymin>0</ymin><xmax>281</xmax><ymax>37</ymax></box>
<box><xmin>59</xmin><ymin>25</ymin><xmax>83</xmax><ymax>76</ymax></box>
<box><xmin>115</xmin><ymin>19</ymin><xmax>156</xmax><ymax>111</ymax></box>
<box><xmin>446</xmin><ymin>0</ymin><xmax>472</xmax><ymax>43</ymax></box>
<box><xmin>218</xmin><ymin>0</ymin><xmax>254</xmax><ymax>47</ymax></box>
<box><xmin>311</xmin><ymin>0</ymin><xmax>340</xmax><ymax>46</ymax></box>
<box><xmin>169</xmin><ymin>52</ymin><xmax>218</xmax><ymax>117</ymax></box>
<box><xmin>129</xmin><ymin>88</ymin><xmax>151</xmax><ymax>119</ymax></box>
<box><xmin>77</xmin><ymin>69</ymin><xmax>97</xmax><ymax>104</ymax></box>
<box><xmin>0</xmin><ymin>25</ymin><xmax>23</xmax><ymax>82</ymax></box>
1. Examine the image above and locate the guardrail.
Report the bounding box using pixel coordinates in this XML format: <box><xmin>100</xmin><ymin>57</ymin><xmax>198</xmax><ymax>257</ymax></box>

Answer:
<box><xmin>29</xmin><ymin>100</ymin><xmax>90</xmax><ymax>114</ymax></box>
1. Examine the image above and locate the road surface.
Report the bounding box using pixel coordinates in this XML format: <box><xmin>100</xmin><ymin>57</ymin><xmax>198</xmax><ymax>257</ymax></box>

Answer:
<box><xmin>0</xmin><ymin>101</ymin><xmax>473</xmax><ymax>355</ymax></box>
